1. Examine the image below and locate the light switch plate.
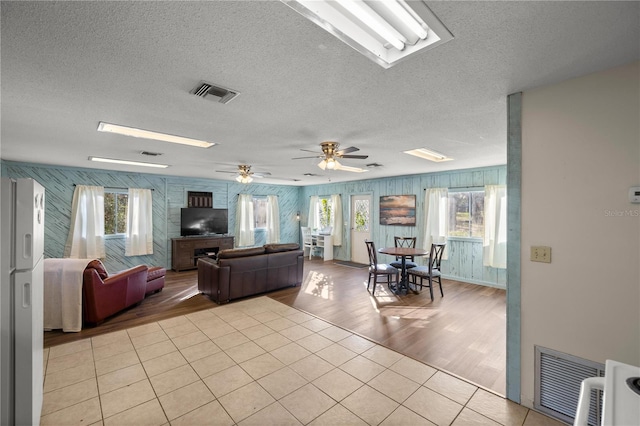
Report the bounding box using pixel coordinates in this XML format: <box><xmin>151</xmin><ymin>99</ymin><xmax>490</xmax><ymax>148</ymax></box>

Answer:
<box><xmin>531</xmin><ymin>246</ymin><xmax>551</xmax><ymax>263</ymax></box>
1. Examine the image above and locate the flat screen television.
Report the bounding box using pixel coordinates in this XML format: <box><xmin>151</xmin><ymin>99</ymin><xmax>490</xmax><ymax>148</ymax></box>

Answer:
<box><xmin>180</xmin><ymin>208</ymin><xmax>228</xmax><ymax>236</ymax></box>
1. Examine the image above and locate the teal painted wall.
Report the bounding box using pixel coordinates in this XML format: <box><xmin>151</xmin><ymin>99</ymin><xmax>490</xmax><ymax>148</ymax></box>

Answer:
<box><xmin>300</xmin><ymin>165</ymin><xmax>508</xmax><ymax>288</ymax></box>
<box><xmin>165</xmin><ymin>176</ymin><xmax>300</xmax><ymax>245</ymax></box>
<box><xmin>2</xmin><ymin>160</ymin><xmax>506</xmax><ymax>287</ymax></box>
<box><xmin>1</xmin><ymin>161</ymin><xmax>301</xmax><ymax>273</ymax></box>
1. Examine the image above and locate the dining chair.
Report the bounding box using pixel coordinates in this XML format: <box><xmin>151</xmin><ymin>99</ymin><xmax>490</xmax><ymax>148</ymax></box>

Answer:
<box><xmin>365</xmin><ymin>240</ymin><xmax>399</xmax><ymax>296</ymax></box>
<box><xmin>407</xmin><ymin>243</ymin><xmax>446</xmax><ymax>300</ymax></box>
<box><xmin>389</xmin><ymin>236</ymin><xmax>418</xmax><ymax>270</ymax></box>
<box><xmin>301</xmin><ymin>226</ymin><xmax>318</xmax><ymax>259</ymax></box>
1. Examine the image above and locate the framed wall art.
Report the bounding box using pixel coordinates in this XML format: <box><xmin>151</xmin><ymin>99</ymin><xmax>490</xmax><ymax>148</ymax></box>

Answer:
<box><xmin>379</xmin><ymin>195</ymin><xmax>416</xmax><ymax>226</ymax></box>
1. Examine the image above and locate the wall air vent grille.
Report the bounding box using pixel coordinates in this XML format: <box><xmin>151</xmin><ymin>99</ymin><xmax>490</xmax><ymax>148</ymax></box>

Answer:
<box><xmin>535</xmin><ymin>346</ymin><xmax>604</xmax><ymax>426</ymax></box>
<box><xmin>190</xmin><ymin>81</ymin><xmax>239</xmax><ymax>104</ymax></box>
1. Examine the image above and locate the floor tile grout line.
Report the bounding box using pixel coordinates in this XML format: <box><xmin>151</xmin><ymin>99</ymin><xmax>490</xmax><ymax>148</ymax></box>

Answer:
<box><xmin>221</xmin><ymin>302</ymin><xmax>495</xmax><ymax>424</ymax></box>
<box><xmin>42</xmin><ymin>297</ymin><xmax>529</xmax><ymax>425</ymax></box>
<box><xmin>271</xmin><ymin>294</ymin><xmax>509</xmax><ymax>399</ymax></box>
<box><xmin>181</xmin><ymin>308</ymin><xmax>436</xmax><ymax>425</ymax></box>
<box><xmin>103</xmin><ymin>323</ymin><xmax>172</xmax><ymax>424</ymax></box>
<box><xmin>90</xmin><ymin>334</ymin><xmax>103</xmax><ymax>424</ymax></box>
<box><xmin>98</xmin><ymin>326</ymin><xmax>142</xmax><ymax>423</ymax></box>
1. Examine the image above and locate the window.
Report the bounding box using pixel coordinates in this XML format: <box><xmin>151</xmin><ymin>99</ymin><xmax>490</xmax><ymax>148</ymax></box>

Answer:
<box><xmin>253</xmin><ymin>197</ymin><xmax>268</xmax><ymax>229</ymax></box>
<box><xmin>105</xmin><ymin>190</ymin><xmax>128</xmax><ymax>236</ymax></box>
<box><xmin>448</xmin><ymin>190</ymin><xmax>484</xmax><ymax>238</ymax></box>
<box><xmin>319</xmin><ymin>198</ymin><xmax>332</xmax><ymax>228</ymax></box>
<box><xmin>354</xmin><ymin>199</ymin><xmax>370</xmax><ymax>232</ymax></box>
<box><xmin>308</xmin><ymin>196</ymin><xmax>334</xmax><ymax>230</ymax></box>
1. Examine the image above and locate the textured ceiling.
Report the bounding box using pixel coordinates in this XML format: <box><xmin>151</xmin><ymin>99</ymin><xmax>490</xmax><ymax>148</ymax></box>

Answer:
<box><xmin>1</xmin><ymin>1</ymin><xmax>638</xmax><ymax>185</ymax></box>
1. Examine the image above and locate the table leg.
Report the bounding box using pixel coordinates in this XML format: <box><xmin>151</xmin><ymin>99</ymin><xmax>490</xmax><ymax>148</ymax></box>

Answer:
<box><xmin>391</xmin><ymin>256</ymin><xmax>409</xmax><ymax>295</ymax></box>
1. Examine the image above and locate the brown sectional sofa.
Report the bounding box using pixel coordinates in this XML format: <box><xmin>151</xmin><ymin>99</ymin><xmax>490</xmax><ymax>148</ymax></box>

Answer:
<box><xmin>197</xmin><ymin>243</ymin><xmax>304</xmax><ymax>304</ymax></box>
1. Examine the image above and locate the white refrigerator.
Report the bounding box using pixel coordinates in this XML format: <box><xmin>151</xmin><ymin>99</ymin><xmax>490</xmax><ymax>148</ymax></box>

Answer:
<box><xmin>0</xmin><ymin>178</ymin><xmax>45</xmax><ymax>426</ymax></box>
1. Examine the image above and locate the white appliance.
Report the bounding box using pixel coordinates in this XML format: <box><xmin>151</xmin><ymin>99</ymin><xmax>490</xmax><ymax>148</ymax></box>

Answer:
<box><xmin>575</xmin><ymin>360</ymin><xmax>640</xmax><ymax>426</ymax></box>
<box><xmin>1</xmin><ymin>178</ymin><xmax>45</xmax><ymax>426</ymax></box>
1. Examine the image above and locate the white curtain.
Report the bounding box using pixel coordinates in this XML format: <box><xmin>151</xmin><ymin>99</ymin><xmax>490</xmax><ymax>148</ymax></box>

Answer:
<box><xmin>423</xmin><ymin>188</ymin><xmax>449</xmax><ymax>253</ymax></box>
<box><xmin>483</xmin><ymin>185</ymin><xmax>507</xmax><ymax>268</ymax></box>
<box><xmin>64</xmin><ymin>185</ymin><xmax>105</xmax><ymax>259</ymax></box>
<box><xmin>235</xmin><ymin>194</ymin><xmax>255</xmax><ymax>247</ymax></box>
<box><xmin>266</xmin><ymin>195</ymin><xmax>280</xmax><ymax>244</ymax></box>
<box><xmin>308</xmin><ymin>195</ymin><xmax>320</xmax><ymax>230</ymax></box>
<box><xmin>330</xmin><ymin>194</ymin><xmax>343</xmax><ymax>246</ymax></box>
<box><xmin>125</xmin><ymin>188</ymin><xmax>153</xmax><ymax>256</ymax></box>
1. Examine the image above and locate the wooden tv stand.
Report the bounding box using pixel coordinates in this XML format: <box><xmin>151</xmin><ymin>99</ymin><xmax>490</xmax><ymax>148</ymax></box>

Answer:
<box><xmin>171</xmin><ymin>236</ymin><xmax>234</xmax><ymax>272</ymax></box>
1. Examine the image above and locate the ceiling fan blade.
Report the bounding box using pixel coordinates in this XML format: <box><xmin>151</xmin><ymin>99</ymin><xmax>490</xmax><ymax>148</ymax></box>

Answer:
<box><xmin>292</xmin><ymin>155</ymin><xmax>322</xmax><ymax>160</ymax></box>
<box><xmin>336</xmin><ymin>146</ymin><xmax>359</xmax><ymax>155</ymax></box>
<box><xmin>300</xmin><ymin>148</ymin><xmax>321</xmax><ymax>153</ymax></box>
<box><xmin>215</xmin><ymin>170</ymin><xmax>237</xmax><ymax>174</ymax></box>
<box><xmin>340</xmin><ymin>154</ymin><xmax>369</xmax><ymax>159</ymax></box>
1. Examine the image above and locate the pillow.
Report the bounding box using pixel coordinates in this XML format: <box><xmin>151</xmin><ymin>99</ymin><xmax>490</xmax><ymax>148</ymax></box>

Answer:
<box><xmin>85</xmin><ymin>259</ymin><xmax>108</xmax><ymax>279</ymax></box>
<box><xmin>263</xmin><ymin>243</ymin><xmax>300</xmax><ymax>253</ymax></box>
<box><xmin>218</xmin><ymin>246</ymin><xmax>265</xmax><ymax>259</ymax></box>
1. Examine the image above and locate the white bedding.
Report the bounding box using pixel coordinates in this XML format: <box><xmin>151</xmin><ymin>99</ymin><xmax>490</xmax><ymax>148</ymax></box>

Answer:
<box><xmin>43</xmin><ymin>258</ymin><xmax>91</xmax><ymax>332</ymax></box>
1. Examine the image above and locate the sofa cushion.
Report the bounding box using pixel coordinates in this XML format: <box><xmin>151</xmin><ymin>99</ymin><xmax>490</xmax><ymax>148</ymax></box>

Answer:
<box><xmin>85</xmin><ymin>259</ymin><xmax>108</xmax><ymax>279</ymax></box>
<box><xmin>146</xmin><ymin>266</ymin><xmax>166</xmax><ymax>294</ymax></box>
<box><xmin>264</xmin><ymin>243</ymin><xmax>300</xmax><ymax>253</ymax></box>
<box><xmin>147</xmin><ymin>266</ymin><xmax>166</xmax><ymax>281</ymax></box>
<box><xmin>218</xmin><ymin>246</ymin><xmax>265</xmax><ymax>259</ymax></box>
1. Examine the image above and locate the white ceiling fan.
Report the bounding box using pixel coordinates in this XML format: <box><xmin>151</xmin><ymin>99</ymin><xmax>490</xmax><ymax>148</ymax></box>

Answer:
<box><xmin>293</xmin><ymin>141</ymin><xmax>369</xmax><ymax>173</ymax></box>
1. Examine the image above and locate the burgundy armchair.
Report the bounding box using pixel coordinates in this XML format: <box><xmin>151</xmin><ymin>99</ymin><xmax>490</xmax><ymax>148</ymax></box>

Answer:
<box><xmin>82</xmin><ymin>262</ymin><xmax>148</xmax><ymax>325</ymax></box>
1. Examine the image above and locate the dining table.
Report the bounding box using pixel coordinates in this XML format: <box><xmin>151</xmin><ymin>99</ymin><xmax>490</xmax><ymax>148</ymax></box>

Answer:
<box><xmin>378</xmin><ymin>246</ymin><xmax>429</xmax><ymax>295</ymax></box>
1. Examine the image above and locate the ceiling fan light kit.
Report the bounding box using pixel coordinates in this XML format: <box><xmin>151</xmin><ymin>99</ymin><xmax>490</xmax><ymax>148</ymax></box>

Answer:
<box><xmin>296</xmin><ymin>141</ymin><xmax>370</xmax><ymax>173</ymax></box>
<box><xmin>318</xmin><ymin>158</ymin><xmax>336</xmax><ymax>170</ymax></box>
<box><xmin>235</xmin><ymin>164</ymin><xmax>255</xmax><ymax>184</ymax></box>
<box><xmin>216</xmin><ymin>164</ymin><xmax>275</xmax><ymax>183</ymax></box>
<box><xmin>236</xmin><ymin>174</ymin><xmax>253</xmax><ymax>184</ymax></box>
<box><xmin>326</xmin><ymin>158</ymin><xmax>336</xmax><ymax>169</ymax></box>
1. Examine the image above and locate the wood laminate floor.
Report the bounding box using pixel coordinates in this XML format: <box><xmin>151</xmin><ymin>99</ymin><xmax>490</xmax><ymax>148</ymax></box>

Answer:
<box><xmin>44</xmin><ymin>259</ymin><xmax>506</xmax><ymax>395</ymax></box>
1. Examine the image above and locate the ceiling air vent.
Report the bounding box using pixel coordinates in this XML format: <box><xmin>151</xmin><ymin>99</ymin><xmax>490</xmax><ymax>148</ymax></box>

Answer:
<box><xmin>190</xmin><ymin>81</ymin><xmax>239</xmax><ymax>104</ymax></box>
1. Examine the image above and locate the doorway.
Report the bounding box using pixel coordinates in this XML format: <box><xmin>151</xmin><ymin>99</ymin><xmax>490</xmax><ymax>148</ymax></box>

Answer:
<box><xmin>350</xmin><ymin>194</ymin><xmax>371</xmax><ymax>264</ymax></box>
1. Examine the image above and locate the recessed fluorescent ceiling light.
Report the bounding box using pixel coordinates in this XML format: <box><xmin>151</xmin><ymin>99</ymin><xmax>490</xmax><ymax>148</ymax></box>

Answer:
<box><xmin>404</xmin><ymin>148</ymin><xmax>453</xmax><ymax>162</ymax></box>
<box><xmin>89</xmin><ymin>156</ymin><xmax>169</xmax><ymax>168</ymax></box>
<box><xmin>281</xmin><ymin>0</ymin><xmax>453</xmax><ymax>68</ymax></box>
<box><xmin>97</xmin><ymin>122</ymin><xmax>214</xmax><ymax>148</ymax></box>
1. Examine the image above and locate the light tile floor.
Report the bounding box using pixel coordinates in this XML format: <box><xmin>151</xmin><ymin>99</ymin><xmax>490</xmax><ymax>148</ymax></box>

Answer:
<box><xmin>41</xmin><ymin>297</ymin><xmax>563</xmax><ymax>425</ymax></box>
